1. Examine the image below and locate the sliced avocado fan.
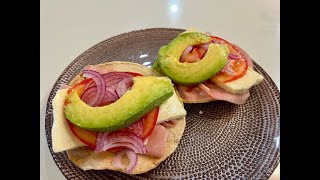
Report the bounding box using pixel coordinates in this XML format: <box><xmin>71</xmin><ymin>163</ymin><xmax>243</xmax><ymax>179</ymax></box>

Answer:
<box><xmin>64</xmin><ymin>76</ymin><xmax>174</xmax><ymax>132</ymax></box>
<box><xmin>153</xmin><ymin>32</ymin><xmax>229</xmax><ymax>85</ymax></box>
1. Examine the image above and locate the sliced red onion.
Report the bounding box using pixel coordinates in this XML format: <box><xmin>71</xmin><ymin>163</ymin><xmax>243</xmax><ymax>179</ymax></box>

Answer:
<box><xmin>102</xmin><ymin>72</ymin><xmax>134</xmax><ymax>80</ymax></box>
<box><xmin>105</xmin><ymin>78</ymin><xmax>126</xmax><ymax>87</ymax></box>
<box><xmin>123</xmin><ymin>149</ymin><xmax>137</xmax><ymax>173</ymax></box>
<box><xmin>105</xmin><ymin>87</ymin><xmax>119</xmax><ymax>101</ymax></box>
<box><xmin>95</xmin><ymin>132</ymin><xmax>107</xmax><ymax>152</ymax></box>
<box><xmin>103</xmin><ymin>142</ymin><xmax>140</xmax><ymax>153</ymax></box>
<box><xmin>82</xmin><ymin>70</ymin><xmax>106</xmax><ymax>106</ymax></box>
<box><xmin>205</xmin><ymin>32</ymin><xmax>212</xmax><ymax>36</ymax></box>
<box><xmin>116</xmin><ymin>78</ymin><xmax>134</xmax><ymax>97</ymax></box>
<box><xmin>198</xmin><ymin>43</ymin><xmax>209</xmax><ymax>50</ymax></box>
<box><xmin>112</xmin><ymin>149</ymin><xmax>137</xmax><ymax>174</ymax></box>
<box><xmin>112</xmin><ymin>150</ymin><xmax>126</xmax><ymax>170</ymax></box>
<box><xmin>212</xmin><ymin>39</ymin><xmax>218</xmax><ymax>44</ymax></box>
<box><xmin>228</xmin><ymin>53</ymin><xmax>241</xmax><ymax>60</ymax></box>
<box><xmin>180</xmin><ymin>46</ymin><xmax>193</xmax><ymax>62</ymax></box>
<box><xmin>125</xmin><ymin>120</ymin><xmax>143</xmax><ymax>138</ymax></box>
<box><xmin>96</xmin><ymin>131</ymin><xmax>147</xmax><ymax>154</ymax></box>
<box><xmin>81</xmin><ymin>86</ymin><xmax>118</xmax><ymax>106</ymax></box>
<box><xmin>84</xmin><ymin>72</ymin><xmax>134</xmax><ymax>91</ymax></box>
<box><xmin>83</xmin><ymin>79</ymin><xmax>94</xmax><ymax>91</ymax></box>
<box><xmin>221</xmin><ymin>63</ymin><xmax>237</xmax><ymax>76</ymax></box>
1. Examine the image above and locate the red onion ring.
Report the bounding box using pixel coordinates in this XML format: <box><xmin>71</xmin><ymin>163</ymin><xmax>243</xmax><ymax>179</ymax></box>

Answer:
<box><xmin>116</xmin><ymin>78</ymin><xmax>134</xmax><ymax>97</ymax></box>
<box><xmin>198</xmin><ymin>43</ymin><xmax>209</xmax><ymax>50</ymax></box>
<box><xmin>112</xmin><ymin>149</ymin><xmax>137</xmax><ymax>173</ymax></box>
<box><xmin>82</xmin><ymin>70</ymin><xmax>106</xmax><ymax>106</ymax></box>
<box><xmin>95</xmin><ymin>132</ymin><xmax>107</xmax><ymax>151</ymax></box>
<box><xmin>96</xmin><ymin>131</ymin><xmax>147</xmax><ymax>154</ymax></box>
<box><xmin>112</xmin><ymin>150</ymin><xmax>126</xmax><ymax>170</ymax></box>
<box><xmin>103</xmin><ymin>142</ymin><xmax>140</xmax><ymax>153</ymax></box>
<box><xmin>84</xmin><ymin>72</ymin><xmax>134</xmax><ymax>91</ymax></box>
<box><xmin>180</xmin><ymin>46</ymin><xmax>193</xmax><ymax>62</ymax></box>
<box><xmin>81</xmin><ymin>86</ymin><xmax>118</xmax><ymax>106</ymax></box>
<box><xmin>220</xmin><ymin>63</ymin><xmax>237</xmax><ymax>76</ymax></box>
<box><xmin>228</xmin><ymin>53</ymin><xmax>241</xmax><ymax>60</ymax></box>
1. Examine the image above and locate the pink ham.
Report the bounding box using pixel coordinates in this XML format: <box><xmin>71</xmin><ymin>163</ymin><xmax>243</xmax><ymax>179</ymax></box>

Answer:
<box><xmin>176</xmin><ymin>84</ymin><xmax>215</xmax><ymax>102</ymax></box>
<box><xmin>145</xmin><ymin>125</ymin><xmax>168</xmax><ymax>158</ymax></box>
<box><xmin>198</xmin><ymin>82</ymin><xmax>250</xmax><ymax>104</ymax></box>
<box><xmin>176</xmin><ymin>81</ymin><xmax>250</xmax><ymax>104</ymax></box>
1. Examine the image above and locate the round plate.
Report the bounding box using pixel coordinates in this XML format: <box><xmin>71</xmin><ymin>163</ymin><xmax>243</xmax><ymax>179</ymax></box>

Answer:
<box><xmin>45</xmin><ymin>28</ymin><xmax>280</xmax><ymax>179</ymax></box>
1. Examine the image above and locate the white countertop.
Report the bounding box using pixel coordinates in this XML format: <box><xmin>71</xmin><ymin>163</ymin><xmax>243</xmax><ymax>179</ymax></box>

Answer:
<box><xmin>40</xmin><ymin>0</ymin><xmax>280</xmax><ymax>179</ymax></box>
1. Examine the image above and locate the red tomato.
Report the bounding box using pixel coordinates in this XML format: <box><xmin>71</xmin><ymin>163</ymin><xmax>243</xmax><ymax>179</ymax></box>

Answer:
<box><xmin>140</xmin><ymin>107</ymin><xmax>160</xmax><ymax>139</ymax></box>
<box><xmin>122</xmin><ymin>106</ymin><xmax>159</xmax><ymax>139</ymax></box>
<box><xmin>108</xmin><ymin>107</ymin><xmax>159</xmax><ymax>152</ymax></box>
<box><xmin>66</xmin><ymin>120</ymin><xmax>97</xmax><ymax>149</ymax></box>
<box><xmin>210</xmin><ymin>36</ymin><xmax>248</xmax><ymax>83</ymax></box>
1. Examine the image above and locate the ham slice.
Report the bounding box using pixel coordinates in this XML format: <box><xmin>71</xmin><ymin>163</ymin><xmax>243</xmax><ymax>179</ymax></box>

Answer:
<box><xmin>177</xmin><ymin>84</ymin><xmax>215</xmax><ymax>102</ymax></box>
<box><xmin>176</xmin><ymin>81</ymin><xmax>250</xmax><ymax>104</ymax></box>
<box><xmin>145</xmin><ymin>125</ymin><xmax>168</xmax><ymax>158</ymax></box>
<box><xmin>198</xmin><ymin>82</ymin><xmax>249</xmax><ymax>105</ymax></box>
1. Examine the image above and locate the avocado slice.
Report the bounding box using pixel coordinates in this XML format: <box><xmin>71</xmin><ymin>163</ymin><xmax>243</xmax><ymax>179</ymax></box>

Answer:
<box><xmin>156</xmin><ymin>32</ymin><xmax>229</xmax><ymax>85</ymax></box>
<box><xmin>64</xmin><ymin>76</ymin><xmax>174</xmax><ymax>132</ymax></box>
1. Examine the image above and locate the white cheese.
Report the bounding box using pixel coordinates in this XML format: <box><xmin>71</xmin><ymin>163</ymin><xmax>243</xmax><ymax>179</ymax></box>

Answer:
<box><xmin>213</xmin><ymin>67</ymin><xmax>264</xmax><ymax>94</ymax></box>
<box><xmin>51</xmin><ymin>89</ymin><xmax>85</xmax><ymax>153</ymax></box>
<box><xmin>157</xmin><ymin>90</ymin><xmax>187</xmax><ymax>124</ymax></box>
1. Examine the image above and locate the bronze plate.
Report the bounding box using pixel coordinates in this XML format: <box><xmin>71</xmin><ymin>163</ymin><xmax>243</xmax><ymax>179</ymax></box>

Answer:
<box><xmin>45</xmin><ymin>28</ymin><xmax>280</xmax><ymax>179</ymax></box>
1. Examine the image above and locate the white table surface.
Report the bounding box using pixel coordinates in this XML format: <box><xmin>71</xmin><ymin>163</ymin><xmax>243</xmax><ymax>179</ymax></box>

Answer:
<box><xmin>40</xmin><ymin>0</ymin><xmax>280</xmax><ymax>179</ymax></box>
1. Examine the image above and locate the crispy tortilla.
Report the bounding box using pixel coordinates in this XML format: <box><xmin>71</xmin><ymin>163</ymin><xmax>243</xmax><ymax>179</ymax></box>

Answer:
<box><xmin>66</xmin><ymin>61</ymin><xmax>186</xmax><ymax>174</ymax></box>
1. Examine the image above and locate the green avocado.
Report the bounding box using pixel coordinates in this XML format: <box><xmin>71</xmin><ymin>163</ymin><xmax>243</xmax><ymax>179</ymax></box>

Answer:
<box><xmin>64</xmin><ymin>76</ymin><xmax>174</xmax><ymax>132</ymax></box>
<box><xmin>155</xmin><ymin>32</ymin><xmax>229</xmax><ymax>85</ymax></box>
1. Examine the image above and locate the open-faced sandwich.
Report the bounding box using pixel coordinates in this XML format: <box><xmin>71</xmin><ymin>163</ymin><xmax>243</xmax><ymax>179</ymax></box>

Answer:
<box><xmin>152</xmin><ymin>29</ymin><xmax>264</xmax><ymax>104</ymax></box>
<box><xmin>51</xmin><ymin>61</ymin><xmax>186</xmax><ymax>174</ymax></box>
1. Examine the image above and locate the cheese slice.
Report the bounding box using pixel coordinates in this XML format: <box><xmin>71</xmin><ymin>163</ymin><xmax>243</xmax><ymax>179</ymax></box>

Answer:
<box><xmin>52</xmin><ymin>89</ymin><xmax>85</xmax><ymax>153</ymax></box>
<box><xmin>213</xmin><ymin>67</ymin><xmax>264</xmax><ymax>94</ymax></box>
<box><xmin>157</xmin><ymin>90</ymin><xmax>187</xmax><ymax>124</ymax></box>
<box><xmin>51</xmin><ymin>89</ymin><xmax>186</xmax><ymax>153</ymax></box>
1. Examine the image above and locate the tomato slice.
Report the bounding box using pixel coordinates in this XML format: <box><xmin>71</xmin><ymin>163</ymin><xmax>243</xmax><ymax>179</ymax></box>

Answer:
<box><xmin>141</xmin><ymin>107</ymin><xmax>159</xmax><ymax>139</ymax></box>
<box><xmin>126</xmin><ymin>72</ymin><xmax>144</xmax><ymax>77</ymax></box>
<box><xmin>211</xmin><ymin>58</ymin><xmax>248</xmax><ymax>83</ymax></box>
<box><xmin>210</xmin><ymin>36</ymin><xmax>248</xmax><ymax>83</ymax></box>
<box><xmin>182</xmin><ymin>46</ymin><xmax>207</xmax><ymax>63</ymax></box>
<box><xmin>122</xmin><ymin>106</ymin><xmax>159</xmax><ymax>139</ymax></box>
<box><xmin>210</xmin><ymin>36</ymin><xmax>240</xmax><ymax>55</ymax></box>
<box><xmin>66</xmin><ymin>120</ymin><xmax>97</xmax><ymax>149</ymax></box>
